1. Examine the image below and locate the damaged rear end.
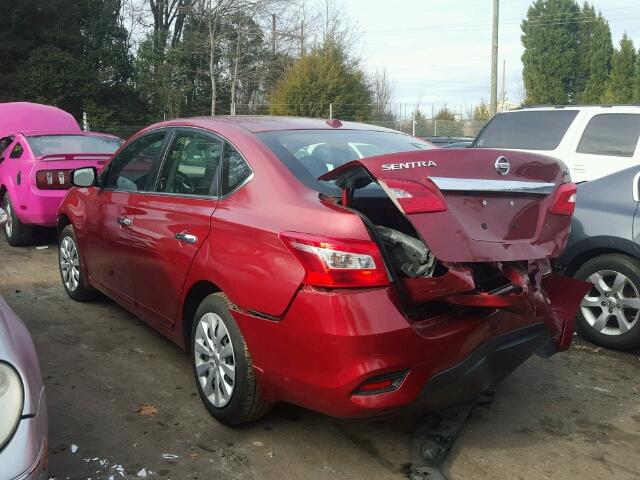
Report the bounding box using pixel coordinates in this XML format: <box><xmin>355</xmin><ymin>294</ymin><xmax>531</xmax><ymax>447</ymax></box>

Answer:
<box><xmin>319</xmin><ymin>149</ymin><xmax>590</xmax><ymax>354</ymax></box>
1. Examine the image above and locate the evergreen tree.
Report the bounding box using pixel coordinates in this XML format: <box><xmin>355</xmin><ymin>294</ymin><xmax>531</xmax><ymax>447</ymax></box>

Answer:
<box><xmin>522</xmin><ymin>0</ymin><xmax>581</xmax><ymax>104</ymax></box>
<box><xmin>269</xmin><ymin>43</ymin><xmax>373</xmax><ymax>121</ymax></box>
<box><xmin>603</xmin><ymin>34</ymin><xmax>637</xmax><ymax>103</ymax></box>
<box><xmin>575</xmin><ymin>3</ymin><xmax>613</xmax><ymax>103</ymax></box>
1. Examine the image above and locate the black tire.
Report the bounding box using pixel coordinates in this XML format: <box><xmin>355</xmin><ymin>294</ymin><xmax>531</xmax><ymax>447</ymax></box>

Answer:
<box><xmin>573</xmin><ymin>254</ymin><xmax>640</xmax><ymax>350</ymax></box>
<box><xmin>3</xmin><ymin>195</ymin><xmax>33</xmax><ymax>246</ymax></box>
<box><xmin>191</xmin><ymin>293</ymin><xmax>271</xmax><ymax>425</ymax></box>
<box><xmin>58</xmin><ymin>225</ymin><xmax>97</xmax><ymax>302</ymax></box>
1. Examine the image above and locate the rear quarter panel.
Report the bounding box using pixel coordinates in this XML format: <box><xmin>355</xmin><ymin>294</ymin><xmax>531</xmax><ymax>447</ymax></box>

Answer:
<box><xmin>558</xmin><ymin>165</ymin><xmax>640</xmax><ymax>272</ymax></box>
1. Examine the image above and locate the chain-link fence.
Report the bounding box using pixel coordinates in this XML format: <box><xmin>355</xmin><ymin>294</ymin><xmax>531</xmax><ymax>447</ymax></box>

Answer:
<box><xmin>85</xmin><ymin>104</ymin><xmax>487</xmax><ymax>142</ymax></box>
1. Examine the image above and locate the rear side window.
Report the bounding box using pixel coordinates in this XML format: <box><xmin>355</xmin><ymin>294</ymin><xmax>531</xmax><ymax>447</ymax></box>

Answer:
<box><xmin>9</xmin><ymin>143</ymin><xmax>23</xmax><ymax>159</ymax></box>
<box><xmin>473</xmin><ymin>110</ymin><xmax>578</xmax><ymax>150</ymax></box>
<box><xmin>576</xmin><ymin>114</ymin><xmax>640</xmax><ymax>157</ymax></box>
<box><xmin>156</xmin><ymin>131</ymin><xmax>222</xmax><ymax>196</ymax></box>
<box><xmin>221</xmin><ymin>142</ymin><xmax>252</xmax><ymax>195</ymax></box>
<box><xmin>0</xmin><ymin>136</ymin><xmax>13</xmax><ymax>156</ymax></box>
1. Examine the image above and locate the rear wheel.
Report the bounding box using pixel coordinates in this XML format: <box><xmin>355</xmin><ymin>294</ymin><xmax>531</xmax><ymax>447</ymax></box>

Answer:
<box><xmin>191</xmin><ymin>293</ymin><xmax>271</xmax><ymax>425</ymax></box>
<box><xmin>58</xmin><ymin>225</ymin><xmax>97</xmax><ymax>301</ymax></box>
<box><xmin>574</xmin><ymin>254</ymin><xmax>640</xmax><ymax>350</ymax></box>
<box><xmin>3</xmin><ymin>196</ymin><xmax>33</xmax><ymax>246</ymax></box>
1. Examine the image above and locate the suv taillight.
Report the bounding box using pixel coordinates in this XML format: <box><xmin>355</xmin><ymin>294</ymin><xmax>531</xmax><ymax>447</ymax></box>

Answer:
<box><xmin>36</xmin><ymin>169</ymin><xmax>72</xmax><ymax>190</ymax></box>
<box><xmin>280</xmin><ymin>232</ymin><xmax>389</xmax><ymax>288</ymax></box>
<box><xmin>549</xmin><ymin>182</ymin><xmax>577</xmax><ymax>216</ymax></box>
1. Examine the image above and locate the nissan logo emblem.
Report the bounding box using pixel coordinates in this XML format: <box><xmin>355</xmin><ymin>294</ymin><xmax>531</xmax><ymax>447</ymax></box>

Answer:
<box><xmin>495</xmin><ymin>156</ymin><xmax>510</xmax><ymax>175</ymax></box>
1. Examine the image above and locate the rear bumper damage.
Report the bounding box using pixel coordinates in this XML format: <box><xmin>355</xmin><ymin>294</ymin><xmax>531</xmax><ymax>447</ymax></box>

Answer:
<box><xmin>233</xmin><ymin>272</ymin><xmax>589</xmax><ymax>418</ymax></box>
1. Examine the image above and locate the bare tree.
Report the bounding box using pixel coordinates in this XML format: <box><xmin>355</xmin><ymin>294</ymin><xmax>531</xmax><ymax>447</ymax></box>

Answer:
<box><xmin>371</xmin><ymin>68</ymin><xmax>393</xmax><ymax>117</ymax></box>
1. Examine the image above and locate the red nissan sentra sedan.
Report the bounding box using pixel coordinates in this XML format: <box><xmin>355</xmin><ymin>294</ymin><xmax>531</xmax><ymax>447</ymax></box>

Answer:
<box><xmin>56</xmin><ymin>117</ymin><xmax>588</xmax><ymax>425</ymax></box>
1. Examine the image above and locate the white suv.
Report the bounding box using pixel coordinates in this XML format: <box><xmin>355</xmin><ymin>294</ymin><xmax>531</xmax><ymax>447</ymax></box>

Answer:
<box><xmin>472</xmin><ymin>106</ymin><xmax>640</xmax><ymax>182</ymax></box>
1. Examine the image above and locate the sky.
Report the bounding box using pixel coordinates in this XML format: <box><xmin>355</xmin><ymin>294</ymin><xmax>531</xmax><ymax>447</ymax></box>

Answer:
<box><xmin>338</xmin><ymin>0</ymin><xmax>640</xmax><ymax>115</ymax></box>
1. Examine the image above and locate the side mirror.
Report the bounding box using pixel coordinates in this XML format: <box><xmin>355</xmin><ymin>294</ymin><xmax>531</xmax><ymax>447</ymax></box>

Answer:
<box><xmin>0</xmin><ymin>207</ymin><xmax>7</xmax><ymax>228</ymax></box>
<box><xmin>71</xmin><ymin>167</ymin><xmax>97</xmax><ymax>188</ymax></box>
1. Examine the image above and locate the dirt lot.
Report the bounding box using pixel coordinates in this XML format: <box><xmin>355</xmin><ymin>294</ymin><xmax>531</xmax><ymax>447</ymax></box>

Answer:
<box><xmin>1</xmin><ymin>235</ymin><xmax>639</xmax><ymax>480</ymax></box>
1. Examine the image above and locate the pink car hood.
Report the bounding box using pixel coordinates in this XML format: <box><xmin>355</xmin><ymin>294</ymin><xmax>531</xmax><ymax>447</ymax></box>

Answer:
<box><xmin>0</xmin><ymin>102</ymin><xmax>80</xmax><ymax>138</ymax></box>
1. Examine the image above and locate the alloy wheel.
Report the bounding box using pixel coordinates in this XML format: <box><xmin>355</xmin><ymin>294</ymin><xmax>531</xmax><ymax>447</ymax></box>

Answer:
<box><xmin>5</xmin><ymin>201</ymin><xmax>12</xmax><ymax>238</ymax></box>
<box><xmin>59</xmin><ymin>236</ymin><xmax>80</xmax><ymax>292</ymax></box>
<box><xmin>194</xmin><ymin>312</ymin><xmax>236</xmax><ymax>408</ymax></box>
<box><xmin>581</xmin><ymin>270</ymin><xmax>640</xmax><ymax>336</ymax></box>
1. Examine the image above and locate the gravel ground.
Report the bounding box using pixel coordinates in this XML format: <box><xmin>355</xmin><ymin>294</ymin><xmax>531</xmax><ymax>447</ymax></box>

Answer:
<box><xmin>1</xmin><ymin>235</ymin><xmax>639</xmax><ymax>480</ymax></box>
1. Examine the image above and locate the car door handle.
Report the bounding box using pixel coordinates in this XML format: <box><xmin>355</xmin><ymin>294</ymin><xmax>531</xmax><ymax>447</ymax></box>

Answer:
<box><xmin>175</xmin><ymin>232</ymin><xmax>197</xmax><ymax>244</ymax></box>
<box><xmin>117</xmin><ymin>216</ymin><xmax>133</xmax><ymax>227</ymax></box>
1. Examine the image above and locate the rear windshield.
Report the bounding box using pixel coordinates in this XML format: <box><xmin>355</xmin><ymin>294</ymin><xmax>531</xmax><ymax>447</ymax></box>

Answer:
<box><xmin>473</xmin><ymin>110</ymin><xmax>578</xmax><ymax>150</ymax></box>
<box><xmin>257</xmin><ymin>130</ymin><xmax>434</xmax><ymax>196</ymax></box>
<box><xmin>27</xmin><ymin>135</ymin><xmax>122</xmax><ymax>157</ymax></box>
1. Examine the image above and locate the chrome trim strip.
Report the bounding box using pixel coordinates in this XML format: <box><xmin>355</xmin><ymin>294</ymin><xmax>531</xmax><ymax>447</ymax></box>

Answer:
<box><xmin>633</xmin><ymin>171</ymin><xmax>640</xmax><ymax>202</ymax></box>
<box><xmin>430</xmin><ymin>177</ymin><xmax>556</xmax><ymax>195</ymax></box>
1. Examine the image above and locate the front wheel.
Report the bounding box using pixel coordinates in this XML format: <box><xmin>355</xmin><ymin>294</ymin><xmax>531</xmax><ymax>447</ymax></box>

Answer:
<box><xmin>3</xmin><ymin>195</ymin><xmax>33</xmax><ymax>246</ymax></box>
<box><xmin>191</xmin><ymin>293</ymin><xmax>271</xmax><ymax>425</ymax></box>
<box><xmin>574</xmin><ymin>254</ymin><xmax>640</xmax><ymax>350</ymax></box>
<box><xmin>58</xmin><ymin>225</ymin><xmax>97</xmax><ymax>302</ymax></box>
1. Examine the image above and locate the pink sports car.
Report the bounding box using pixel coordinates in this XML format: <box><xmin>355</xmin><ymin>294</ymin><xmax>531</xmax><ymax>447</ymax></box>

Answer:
<box><xmin>0</xmin><ymin>102</ymin><xmax>122</xmax><ymax>246</ymax></box>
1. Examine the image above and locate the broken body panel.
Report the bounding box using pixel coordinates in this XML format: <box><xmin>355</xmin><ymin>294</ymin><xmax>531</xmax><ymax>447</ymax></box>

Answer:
<box><xmin>320</xmin><ymin>149</ymin><xmax>589</xmax><ymax>352</ymax></box>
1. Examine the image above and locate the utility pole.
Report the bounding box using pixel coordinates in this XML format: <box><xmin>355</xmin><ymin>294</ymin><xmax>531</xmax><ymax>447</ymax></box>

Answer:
<box><xmin>490</xmin><ymin>0</ymin><xmax>499</xmax><ymax>116</ymax></box>
<box><xmin>272</xmin><ymin>13</ymin><xmax>276</xmax><ymax>55</ymax></box>
<box><xmin>501</xmin><ymin>59</ymin><xmax>506</xmax><ymax>112</ymax></box>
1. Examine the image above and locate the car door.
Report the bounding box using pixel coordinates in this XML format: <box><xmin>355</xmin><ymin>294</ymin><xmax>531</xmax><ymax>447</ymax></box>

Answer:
<box><xmin>127</xmin><ymin>128</ymin><xmax>222</xmax><ymax>329</ymax></box>
<box><xmin>83</xmin><ymin>130</ymin><xmax>170</xmax><ymax>306</ymax></box>
<box><xmin>569</xmin><ymin>113</ymin><xmax>640</xmax><ymax>181</ymax></box>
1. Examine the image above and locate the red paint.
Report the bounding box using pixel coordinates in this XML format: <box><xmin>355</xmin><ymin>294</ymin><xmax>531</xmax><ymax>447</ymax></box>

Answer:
<box><xmin>58</xmin><ymin>116</ymin><xmax>586</xmax><ymax>418</ymax></box>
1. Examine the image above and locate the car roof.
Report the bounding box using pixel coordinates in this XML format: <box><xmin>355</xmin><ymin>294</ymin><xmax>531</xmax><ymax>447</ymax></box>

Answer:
<box><xmin>508</xmin><ymin>105</ymin><xmax>640</xmax><ymax>113</ymax></box>
<box><xmin>147</xmin><ymin>116</ymin><xmax>402</xmax><ymax>135</ymax></box>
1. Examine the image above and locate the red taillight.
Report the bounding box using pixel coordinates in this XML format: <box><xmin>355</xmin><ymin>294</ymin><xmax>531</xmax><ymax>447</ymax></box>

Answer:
<box><xmin>381</xmin><ymin>179</ymin><xmax>447</xmax><ymax>214</ymax></box>
<box><xmin>550</xmin><ymin>182</ymin><xmax>577</xmax><ymax>216</ymax></box>
<box><xmin>36</xmin><ymin>169</ymin><xmax>72</xmax><ymax>190</ymax></box>
<box><xmin>280</xmin><ymin>232</ymin><xmax>389</xmax><ymax>288</ymax></box>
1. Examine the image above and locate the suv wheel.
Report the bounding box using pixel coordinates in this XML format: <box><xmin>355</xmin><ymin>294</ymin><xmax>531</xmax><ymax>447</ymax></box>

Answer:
<box><xmin>58</xmin><ymin>225</ymin><xmax>97</xmax><ymax>301</ymax></box>
<box><xmin>3</xmin><ymin>196</ymin><xmax>33</xmax><ymax>246</ymax></box>
<box><xmin>574</xmin><ymin>254</ymin><xmax>640</xmax><ymax>350</ymax></box>
<box><xmin>191</xmin><ymin>293</ymin><xmax>271</xmax><ymax>425</ymax></box>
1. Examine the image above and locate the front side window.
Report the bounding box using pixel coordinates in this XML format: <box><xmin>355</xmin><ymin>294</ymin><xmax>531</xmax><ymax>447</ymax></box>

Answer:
<box><xmin>156</xmin><ymin>131</ymin><xmax>223</xmax><ymax>196</ymax></box>
<box><xmin>27</xmin><ymin>134</ymin><xmax>122</xmax><ymax>157</ymax></box>
<box><xmin>473</xmin><ymin>110</ymin><xmax>579</xmax><ymax>150</ymax></box>
<box><xmin>221</xmin><ymin>142</ymin><xmax>252</xmax><ymax>195</ymax></box>
<box><xmin>102</xmin><ymin>131</ymin><xmax>167</xmax><ymax>191</ymax></box>
<box><xmin>576</xmin><ymin>114</ymin><xmax>640</xmax><ymax>157</ymax></box>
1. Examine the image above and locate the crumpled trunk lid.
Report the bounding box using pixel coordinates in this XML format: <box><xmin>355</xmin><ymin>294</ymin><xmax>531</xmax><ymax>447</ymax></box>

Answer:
<box><xmin>320</xmin><ymin>149</ymin><xmax>571</xmax><ymax>263</ymax></box>
<box><xmin>320</xmin><ymin>148</ymin><xmax>589</xmax><ymax>351</ymax></box>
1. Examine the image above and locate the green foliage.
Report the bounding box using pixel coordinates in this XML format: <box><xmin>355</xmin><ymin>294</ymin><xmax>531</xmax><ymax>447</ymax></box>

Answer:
<box><xmin>0</xmin><ymin>0</ymin><xmax>143</xmax><ymax>122</ymax></box>
<box><xmin>522</xmin><ymin>0</ymin><xmax>581</xmax><ymax>104</ymax></box>
<box><xmin>473</xmin><ymin>101</ymin><xmax>492</xmax><ymax>121</ymax></box>
<box><xmin>269</xmin><ymin>43</ymin><xmax>373</xmax><ymax>121</ymax></box>
<box><xmin>434</xmin><ymin>107</ymin><xmax>457</xmax><ymax>121</ymax></box>
<box><xmin>602</xmin><ymin>34</ymin><xmax>637</xmax><ymax>104</ymax></box>
<box><xmin>575</xmin><ymin>3</ymin><xmax>613</xmax><ymax>103</ymax></box>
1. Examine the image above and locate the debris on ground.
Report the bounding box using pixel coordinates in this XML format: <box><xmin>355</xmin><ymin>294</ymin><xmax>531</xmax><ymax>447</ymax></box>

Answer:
<box><xmin>190</xmin><ymin>452</ymin><xmax>199</xmax><ymax>460</ymax></box>
<box><xmin>70</xmin><ymin>444</ymin><xmax>79</xmax><ymax>454</ymax></box>
<box><xmin>36</xmin><ymin>245</ymin><xmax>49</xmax><ymax>250</ymax></box>
<box><xmin>162</xmin><ymin>453</ymin><xmax>179</xmax><ymax>460</ymax></box>
<box><xmin>133</xmin><ymin>404</ymin><xmax>158</xmax><ymax>416</ymax></box>
<box><xmin>410</xmin><ymin>392</ymin><xmax>495</xmax><ymax>480</ymax></box>
<box><xmin>137</xmin><ymin>468</ymin><xmax>148</xmax><ymax>477</ymax></box>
